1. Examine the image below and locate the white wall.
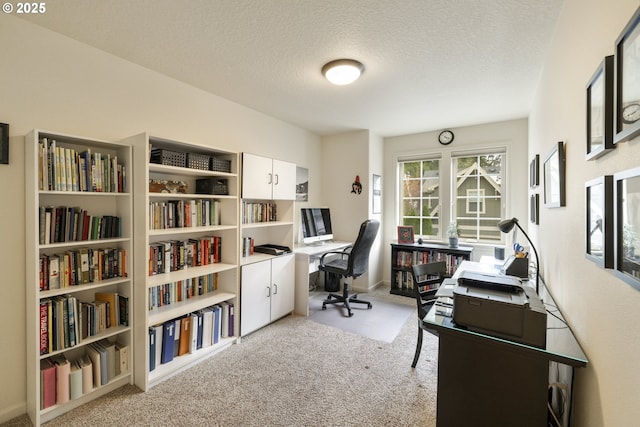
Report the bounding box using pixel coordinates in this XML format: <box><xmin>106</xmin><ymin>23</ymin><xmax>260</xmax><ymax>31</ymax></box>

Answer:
<box><xmin>530</xmin><ymin>0</ymin><xmax>640</xmax><ymax>425</ymax></box>
<box><xmin>382</xmin><ymin>119</ymin><xmax>530</xmax><ymax>283</ymax></box>
<box><xmin>0</xmin><ymin>15</ymin><xmax>321</xmax><ymax>422</ymax></box>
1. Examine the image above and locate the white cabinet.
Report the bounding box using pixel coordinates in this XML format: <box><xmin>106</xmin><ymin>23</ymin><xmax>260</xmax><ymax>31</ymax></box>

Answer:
<box><xmin>242</xmin><ymin>153</ymin><xmax>296</xmax><ymax>200</ymax></box>
<box><xmin>241</xmin><ymin>255</ymin><xmax>295</xmax><ymax>336</ymax></box>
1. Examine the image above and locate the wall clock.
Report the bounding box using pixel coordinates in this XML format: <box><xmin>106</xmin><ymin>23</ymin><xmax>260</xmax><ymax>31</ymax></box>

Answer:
<box><xmin>438</xmin><ymin>130</ymin><xmax>454</xmax><ymax>145</ymax></box>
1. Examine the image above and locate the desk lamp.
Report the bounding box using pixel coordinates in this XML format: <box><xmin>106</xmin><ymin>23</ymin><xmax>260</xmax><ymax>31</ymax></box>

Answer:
<box><xmin>497</xmin><ymin>217</ymin><xmax>540</xmax><ymax>295</ymax></box>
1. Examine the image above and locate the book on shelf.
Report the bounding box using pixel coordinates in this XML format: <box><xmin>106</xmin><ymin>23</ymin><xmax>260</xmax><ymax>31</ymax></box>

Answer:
<box><xmin>94</xmin><ymin>292</ymin><xmax>119</xmax><ymax>329</ymax></box>
<box><xmin>69</xmin><ymin>359</ymin><xmax>83</xmax><ymax>400</ymax></box>
<box><xmin>178</xmin><ymin>316</ymin><xmax>191</xmax><ymax>356</ymax></box>
<box><xmin>161</xmin><ymin>322</ymin><xmax>174</xmax><ymax>364</ymax></box>
<box><xmin>189</xmin><ymin>313</ymin><xmax>199</xmax><ymax>354</ymax></box>
<box><xmin>115</xmin><ymin>341</ymin><xmax>128</xmax><ymax>375</ymax></box>
<box><xmin>195</xmin><ymin>310</ymin><xmax>204</xmax><ymax>350</ymax></box>
<box><xmin>212</xmin><ymin>305</ymin><xmax>221</xmax><ymax>344</ymax></box>
<box><xmin>86</xmin><ymin>342</ymin><xmax>107</xmax><ymax>386</ymax></box>
<box><xmin>39</xmin><ymin>301</ymin><xmax>49</xmax><ymax>355</ymax></box>
<box><xmin>220</xmin><ymin>303</ymin><xmax>229</xmax><ymax>338</ymax></box>
<box><xmin>40</xmin><ymin>358</ymin><xmax>56</xmax><ymax>410</ymax></box>
<box><xmin>202</xmin><ymin>308</ymin><xmax>213</xmax><ymax>348</ymax></box>
<box><xmin>50</xmin><ymin>354</ymin><xmax>71</xmax><ymax>405</ymax></box>
<box><xmin>148</xmin><ymin>328</ymin><xmax>156</xmax><ymax>372</ymax></box>
<box><xmin>78</xmin><ymin>354</ymin><xmax>93</xmax><ymax>394</ymax></box>
<box><xmin>172</xmin><ymin>319</ymin><xmax>181</xmax><ymax>358</ymax></box>
<box><xmin>118</xmin><ymin>295</ymin><xmax>129</xmax><ymax>327</ymax></box>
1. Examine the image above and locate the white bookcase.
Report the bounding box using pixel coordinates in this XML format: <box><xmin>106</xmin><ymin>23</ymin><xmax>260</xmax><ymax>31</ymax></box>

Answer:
<box><xmin>25</xmin><ymin>130</ymin><xmax>133</xmax><ymax>426</ymax></box>
<box><xmin>127</xmin><ymin>133</ymin><xmax>239</xmax><ymax>390</ymax></box>
<box><xmin>240</xmin><ymin>152</ymin><xmax>296</xmax><ymax>336</ymax></box>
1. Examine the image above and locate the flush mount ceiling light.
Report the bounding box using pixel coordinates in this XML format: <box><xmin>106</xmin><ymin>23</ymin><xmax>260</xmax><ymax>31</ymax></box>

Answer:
<box><xmin>322</xmin><ymin>59</ymin><xmax>365</xmax><ymax>85</ymax></box>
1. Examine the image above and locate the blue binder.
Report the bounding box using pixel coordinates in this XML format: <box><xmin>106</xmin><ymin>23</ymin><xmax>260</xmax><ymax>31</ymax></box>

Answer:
<box><xmin>149</xmin><ymin>328</ymin><xmax>156</xmax><ymax>371</ymax></box>
<box><xmin>161</xmin><ymin>321</ymin><xmax>175</xmax><ymax>364</ymax></box>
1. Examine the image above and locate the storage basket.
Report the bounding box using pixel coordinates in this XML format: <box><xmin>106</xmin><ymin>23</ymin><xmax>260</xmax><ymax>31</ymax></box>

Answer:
<box><xmin>210</xmin><ymin>157</ymin><xmax>232</xmax><ymax>173</ymax></box>
<box><xmin>150</xmin><ymin>148</ymin><xmax>186</xmax><ymax>167</ymax></box>
<box><xmin>186</xmin><ymin>152</ymin><xmax>211</xmax><ymax>170</ymax></box>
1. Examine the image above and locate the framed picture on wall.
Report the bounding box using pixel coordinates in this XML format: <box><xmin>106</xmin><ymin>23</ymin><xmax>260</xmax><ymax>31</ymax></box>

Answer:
<box><xmin>586</xmin><ymin>56</ymin><xmax>614</xmax><ymax>160</ymax></box>
<box><xmin>614</xmin><ymin>6</ymin><xmax>640</xmax><ymax>143</ymax></box>
<box><xmin>530</xmin><ymin>193</ymin><xmax>539</xmax><ymax>225</ymax></box>
<box><xmin>372</xmin><ymin>174</ymin><xmax>382</xmax><ymax>214</ymax></box>
<box><xmin>397</xmin><ymin>225</ymin><xmax>414</xmax><ymax>244</ymax></box>
<box><xmin>0</xmin><ymin>123</ymin><xmax>8</xmax><ymax>164</ymax></box>
<box><xmin>543</xmin><ymin>141</ymin><xmax>566</xmax><ymax>208</ymax></box>
<box><xmin>613</xmin><ymin>167</ymin><xmax>640</xmax><ymax>290</ymax></box>
<box><xmin>529</xmin><ymin>155</ymin><xmax>539</xmax><ymax>188</ymax></box>
<box><xmin>585</xmin><ymin>176</ymin><xmax>613</xmax><ymax>268</ymax></box>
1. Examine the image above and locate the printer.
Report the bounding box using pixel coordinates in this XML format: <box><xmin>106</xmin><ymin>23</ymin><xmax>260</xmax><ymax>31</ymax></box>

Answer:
<box><xmin>452</xmin><ymin>270</ymin><xmax>547</xmax><ymax>348</ymax></box>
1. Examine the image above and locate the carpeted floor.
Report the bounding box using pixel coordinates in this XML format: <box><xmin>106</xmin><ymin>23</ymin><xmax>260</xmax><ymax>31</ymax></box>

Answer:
<box><xmin>3</xmin><ymin>287</ymin><xmax>439</xmax><ymax>427</ymax></box>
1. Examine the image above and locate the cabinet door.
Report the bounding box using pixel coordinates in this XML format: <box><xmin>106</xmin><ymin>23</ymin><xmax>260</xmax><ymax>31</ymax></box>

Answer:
<box><xmin>241</xmin><ymin>261</ymin><xmax>272</xmax><ymax>335</ymax></box>
<box><xmin>270</xmin><ymin>255</ymin><xmax>295</xmax><ymax>320</ymax></box>
<box><xmin>272</xmin><ymin>159</ymin><xmax>296</xmax><ymax>200</ymax></box>
<box><xmin>242</xmin><ymin>153</ymin><xmax>274</xmax><ymax>199</ymax></box>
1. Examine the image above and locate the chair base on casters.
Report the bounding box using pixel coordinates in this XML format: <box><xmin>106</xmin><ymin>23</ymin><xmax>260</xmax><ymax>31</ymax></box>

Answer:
<box><xmin>322</xmin><ymin>281</ymin><xmax>372</xmax><ymax>317</ymax></box>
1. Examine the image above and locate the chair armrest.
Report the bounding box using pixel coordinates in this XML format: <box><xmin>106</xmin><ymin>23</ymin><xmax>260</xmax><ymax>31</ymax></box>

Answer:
<box><xmin>319</xmin><ymin>245</ymin><xmax>353</xmax><ymax>264</ymax></box>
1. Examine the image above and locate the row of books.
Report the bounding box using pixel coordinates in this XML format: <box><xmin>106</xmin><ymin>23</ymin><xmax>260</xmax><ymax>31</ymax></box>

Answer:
<box><xmin>394</xmin><ymin>250</ymin><xmax>466</xmax><ymax>276</ymax></box>
<box><xmin>148</xmin><ymin>273</ymin><xmax>218</xmax><ymax>311</ymax></box>
<box><xmin>393</xmin><ymin>270</ymin><xmax>440</xmax><ymax>292</ymax></box>
<box><xmin>242</xmin><ymin>201</ymin><xmax>277</xmax><ymax>224</ymax></box>
<box><xmin>39</xmin><ymin>247</ymin><xmax>127</xmax><ymax>291</ymax></box>
<box><xmin>241</xmin><ymin>237</ymin><xmax>255</xmax><ymax>257</ymax></box>
<box><xmin>149</xmin><ymin>199</ymin><xmax>222</xmax><ymax>230</ymax></box>
<box><xmin>149</xmin><ymin>237</ymin><xmax>221</xmax><ymax>276</ymax></box>
<box><xmin>39</xmin><ymin>205</ymin><xmax>122</xmax><ymax>245</ymax></box>
<box><xmin>148</xmin><ymin>302</ymin><xmax>234</xmax><ymax>371</ymax></box>
<box><xmin>39</xmin><ymin>292</ymin><xmax>129</xmax><ymax>355</ymax></box>
<box><xmin>40</xmin><ymin>339</ymin><xmax>128</xmax><ymax>409</ymax></box>
<box><xmin>38</xmin><ymin>138</ymin><xmax>126</xmax><ymax>193</ymax></box>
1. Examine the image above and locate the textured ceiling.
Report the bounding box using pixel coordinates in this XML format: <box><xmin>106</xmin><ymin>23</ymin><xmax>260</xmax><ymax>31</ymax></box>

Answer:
<box><xmin>18</xmin><ymin>0</ymin><xmax>564</xmax><ymax>136</ymax></box>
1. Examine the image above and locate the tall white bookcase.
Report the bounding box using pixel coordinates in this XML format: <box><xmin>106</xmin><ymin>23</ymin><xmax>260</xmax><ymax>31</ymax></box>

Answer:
<box><xmin>25</xmin><ymin>130</ymin><xmax>133</xmax><ymax>426</ymax></box>
<box><xmin>126</xmin><ymin>133</ymin><xmax>239</xmax><ymax>391</ymax></box>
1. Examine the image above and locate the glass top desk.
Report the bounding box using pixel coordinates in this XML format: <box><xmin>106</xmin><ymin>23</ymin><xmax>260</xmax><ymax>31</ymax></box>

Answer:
<box><xmin>422</xmin><ymin>260</ymin><xmax>587</xmax><ymax>427</ymax></box>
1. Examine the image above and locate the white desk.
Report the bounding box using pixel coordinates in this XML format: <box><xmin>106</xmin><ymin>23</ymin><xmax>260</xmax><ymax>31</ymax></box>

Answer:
<box><xmin>293</xmin><ymin>241</ymin><xmax>351</xmax><ymax>316</ymax></box>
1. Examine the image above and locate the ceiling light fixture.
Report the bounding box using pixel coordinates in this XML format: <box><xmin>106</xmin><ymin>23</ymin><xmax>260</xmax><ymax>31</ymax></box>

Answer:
<box><xmin>322</xmin><ymin>59</ymin><xmax>365</xmax><ymax>85</ymax></box>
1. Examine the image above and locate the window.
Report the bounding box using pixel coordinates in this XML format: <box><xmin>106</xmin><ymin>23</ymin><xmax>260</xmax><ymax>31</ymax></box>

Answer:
<box><xmin>398</xmin><ymin>149</ymin><xmax>506</xmax><ymax>243</ymax></box>
<box><xmin>399</xmin><ymin>158</ymin><xmax>441</xmax><ymax>238</ymax></box>
<box><xmin>453</xmin><ymin>152</ymin><xmax>505</xmax><ymax>242</ymax></box>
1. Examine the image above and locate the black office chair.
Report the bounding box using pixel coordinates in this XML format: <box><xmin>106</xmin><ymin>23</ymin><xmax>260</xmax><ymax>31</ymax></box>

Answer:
<box><xmin>411</xmin><ymin>261</ymin><xmax>446</xmax><ymax>368</ymax></box>
<box><xmin>318</xmin><ymin>219</ymin><xmax>380</xmax><ymax>317</ymax></box>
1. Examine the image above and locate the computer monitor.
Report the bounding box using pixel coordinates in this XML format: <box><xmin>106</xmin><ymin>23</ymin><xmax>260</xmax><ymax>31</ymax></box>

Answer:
<box><xmin>300</xmin><ymin>208</ymin><xmax>333</xmax><ymax>245</ymax></box>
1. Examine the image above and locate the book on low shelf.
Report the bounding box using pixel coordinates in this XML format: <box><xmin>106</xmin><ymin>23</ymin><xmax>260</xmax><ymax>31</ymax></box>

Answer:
<box><xmin>50</xmin><ymin>354</ymin><xmax>70</xmax><ymax>405</ymax></box>
<box><xmin>69</xmin><ymin>360</ymin><xmax>83</xmax><ymax>400</ymax></box>
<box><xmin>40</xmin><ymin>359</ymin><xmax>56</xmax><ymax>410</ymax></box>
<box><xmin>161</xmin><ymin>322</ymin><xmax>174</xmax><ymax>365</ymax></box>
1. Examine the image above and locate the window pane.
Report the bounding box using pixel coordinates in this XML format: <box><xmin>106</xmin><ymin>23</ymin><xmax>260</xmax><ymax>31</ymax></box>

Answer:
<box><xmin>399</xmin><ymin>159</ymin><xmax>440</xmax><ymax>238</ymax></box>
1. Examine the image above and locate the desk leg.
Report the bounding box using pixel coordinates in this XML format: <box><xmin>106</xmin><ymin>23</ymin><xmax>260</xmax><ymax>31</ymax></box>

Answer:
<box><xmin>436</xmin><ymin>332</ymin><xmax>548</xmax><ymax>427</ymax></box>
<box><xmin>294</xmin><ymin>253</ymin><xmax>310</xmax><ymax>316</ymax></box>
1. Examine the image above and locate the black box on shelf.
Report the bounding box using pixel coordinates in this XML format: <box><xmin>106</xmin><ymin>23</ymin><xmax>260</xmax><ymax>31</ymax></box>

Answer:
<box><xmin>210</xmin><ymin>157</ymin><xmax>232</xmax><ymax>173</ymax></box>
<box><xmin>196</xmin><ymin>178</ymin><xmax>229</xmax><ymax>195</ymax></box>
<box><xmin>186</xmin><ymin>152</ymin><xmax>210</xmax><ymax>170</ymax></box>
<box><xmin>150</xmin><ymin>148</ymin><xmax>186</xmax><ymax>167</ymax></box>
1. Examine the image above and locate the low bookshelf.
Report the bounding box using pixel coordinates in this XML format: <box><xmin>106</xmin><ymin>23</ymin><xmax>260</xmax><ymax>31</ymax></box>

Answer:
<box><xmin>390</xmin><ymin>241</ymin><xmax>473</xmax><ymax>297</ymax></box>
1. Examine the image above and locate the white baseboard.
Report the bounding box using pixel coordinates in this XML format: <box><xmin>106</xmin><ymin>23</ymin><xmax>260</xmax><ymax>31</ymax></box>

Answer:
<box><xmin>0</xmin><ymin>402</ymin><xmax>27</xmax><ymax>424</ymax></box>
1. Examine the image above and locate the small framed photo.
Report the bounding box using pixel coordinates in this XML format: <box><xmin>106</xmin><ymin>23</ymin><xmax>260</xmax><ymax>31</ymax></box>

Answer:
<box><xmin>614</xmin><ymin>6</ymin><xmax>640</xmax><ymax>143</ymax></box>
<box><xmin>585</xmin><ymin>176</ymin><xmax>613</xmax><ymax>268</ymax></box>
<box><xmin>530</xmin><ymin>193</ymin><xmax>539</xmax><ymax>225</ymax></box>
<box><xmin>586</xmin><ymin>56</ymin><xmax>614</xmax><ymax>160</ymax></box>
<box><xmin>372</xmin><ymin>174</ymin><xmax>382</xmax><ymax>214</ymax></box>
<box><xmin>543</xmin><ymin>141</ymin><xmax>566</xmax><ymax>208</ymax></box>
<box><xmin>0</xmin><ymin>123</ymin><xmax>8</xmax><ymax>164</ymax></box>
<box><xmin>529</xmin><ymin>155</ymin><xmax>539</xmax><ymax>188</ymax></box>
<box><xmin>613</xmin><ymin>167</ymin><xmax>640</xmax><ymax>290</ymax></box>
<box><xmin>397</xmin><ymin>225</ymin><xmax>414</xmax><ymax>244</ymax></box>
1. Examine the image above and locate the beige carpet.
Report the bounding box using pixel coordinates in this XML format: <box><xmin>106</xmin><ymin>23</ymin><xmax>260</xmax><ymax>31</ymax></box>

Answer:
<box><xmin>4</xmin><ymin>288</ymin><xmax>439</xmax><ymax>427</ymax></box>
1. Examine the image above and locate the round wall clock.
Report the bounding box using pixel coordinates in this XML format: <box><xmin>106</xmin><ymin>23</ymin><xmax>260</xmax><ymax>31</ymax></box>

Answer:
<box><xmin>622</xmin><ymin>103</ymin><xmax>640</xmax><ymax>124</ymax></box>
<box><xmin>438</xmin><ymin>130</ymin><xmax>454</xmax><ymax>145</ymax></box>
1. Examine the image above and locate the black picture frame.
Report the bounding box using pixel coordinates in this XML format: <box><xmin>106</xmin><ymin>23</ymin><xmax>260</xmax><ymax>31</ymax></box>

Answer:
<box><xmin>586</xmin><ymin>176</ymin><xmax>613</xmax><ymax>268</ymax></box>
<box><xmin>372</xmin><ymin>174</ymin><xmax>381</xmax><ymax>214</ymax></box>
<box><xmin>613</xmin><ymin>166</ymin><xmax>640</xmax><ymax>290</ymax></box>
<box><xmin>530</xmin><ymin>193</ymin><xmax>539</xmax><ymax>225</ymax></box>
<box><xmin>529</xmin><ymin>155</ymin><xmax>539</xmax><ymax>188</ymax></box>
<box><xmin>614</xmin><ymin>6</ymin><xmax>640</xmax><ymax>144</ymax></box>
<box><xmin>397</xmin><ymin>225</ymin><xmax>414</xmax><ymax>244</ymax></box>
<box><xmin>0</xmin><ymin>123</ymin><xmax>8</xmax><ymax>164</ymax></box>
<box><xmin>586</xmin><ymin>56</ymin><xmax>614</xmax><ymax>160</ymax></box>
<box><xmin>543</xmin><ymin>141</ymin><xmax>566</xmax><ymax>208</ymax></box>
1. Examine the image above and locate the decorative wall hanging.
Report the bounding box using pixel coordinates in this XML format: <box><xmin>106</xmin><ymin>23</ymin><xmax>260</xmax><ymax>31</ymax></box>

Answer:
<box><xmin>397</xmin><ymin>225</ymin><xmax>414</xmax><ymax>244</ymax></box>
<box><xmin>529</xmin><ymin>155</ymin><xmax>539</xmax><ymax>188</ymax></box>
<box><xmin>614</xmin><ymin>6</ymin><xmax>640</xmax><ymax>143</ymax></box>
<box><xmin>585</xmin><ymin>176</ymin><xmax>613</xmax><ymax>268</ymax></box>
<box><xmin>530</xmin><ymin>193</ymin><xmax>539</xmax><ymax>225</ymax></box>
<box><xmin>586</xmin><ymin>56</ymin><xmax>614</xmax><ymax>160</ymax></box>
<box><xmin>351</xmin><ymin>175</ymin><xmax>362</xmax><ymax>194</ymax></box>
<box><xmin>543</xmin><ymin>141</ymin><xmax>566</xmax><ymax>208</ymax></box>
<box><xmin>296</xmin><ymin>166</ymin><xmax>308</xmax><ymax>202</ymax></box>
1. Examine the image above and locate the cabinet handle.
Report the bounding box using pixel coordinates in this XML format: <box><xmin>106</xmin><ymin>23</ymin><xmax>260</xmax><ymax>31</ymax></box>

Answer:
<box><xmin>268</xmin><ymin>173</ymin><xmax>273</xmax><ymax>184</ymax></box>
<box><xmin>273</xmin><ymin>283</ymin><xmax>278</xmax><ymax>294</ymax></box>
<box><xmin>274</xmin><ymin>174</ymin><xmax>279</xmax><ymax>186</ymax></box>
<box><xmin>266</xmin><ymin>286</ymin><xmax>271</xmax><ymax>297</ymax></box>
